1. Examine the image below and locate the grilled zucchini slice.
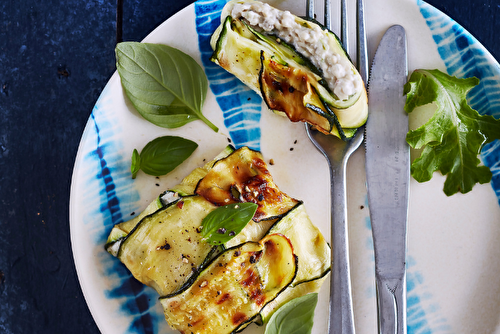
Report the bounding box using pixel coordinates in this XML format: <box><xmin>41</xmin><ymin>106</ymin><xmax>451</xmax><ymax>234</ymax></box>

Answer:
<box><xmin>195</xmin><ymin>146</ymin><xmax>299</xmax><ymax>221</ymax></box>
<box><xmin>105</xmin><ymin>145</ymin><xmax>234</xmax><ymax>254</ymax></box>
<box><xmin>210</xmin><ymin>0</ymin><xmax>368</xmax><ymax>138</ymax></box>
<box><xmin>105</xmin><ymin>146</ymin><xmax>330</xmax><ymax>332</ymax></box>
<box><xmin>258</xmin><ymin>203</ymin><xmax>330</xmax><ymax>322</ymax></box>
<box><xmin>117</xmin><ymin>196</ymin><xmax>219</xmax><ymax>296</ymax></box>
<box><xmin>160</xmin><ymin>234</ymin><xmax>297</xmax><ymax>333</ymax></box>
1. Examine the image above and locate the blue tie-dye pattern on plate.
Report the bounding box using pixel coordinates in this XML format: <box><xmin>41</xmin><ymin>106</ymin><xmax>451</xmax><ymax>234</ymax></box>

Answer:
<box><xmin>72</xmin><ymin>1</ymin><xmax>500</xmax><ymax>333</ymax></box>
<box><xmin>418</xmin><ymin>0</ymin><xmax>500</xmax><ymax>206</ymax></box>
<box><xmin>80</xmin><ymin>85</ymin><xmax>166</xmax><ymax>334</ymax></box>
<box><xmin>195</xmin><ymin>0</ymin><xmax>262</xmax><ymax>150</ymax></box>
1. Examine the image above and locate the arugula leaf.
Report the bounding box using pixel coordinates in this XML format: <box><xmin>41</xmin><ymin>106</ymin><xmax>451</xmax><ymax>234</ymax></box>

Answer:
<box><xmin>404</xmin><ymin>69</ymin><xmax>500</xmax><ymax>196</ymax></box>
<box><xmin>131</xmin><ymin>136</ymin><xmax>198</xmax><ymax>179</ymax></box>
<box><xmin>265</xmin><ymin>293</ymin><xmax>318</xmax><ymax>334</ymax></box>
<box><xmin>201</xmin><ymin>202</ymin><xmax>258</xmax><ymax>245</ymax></box>
<box><xmin>116</xmin><ymin>42</ymin><xmax>218</xmax><ymax>132</ymax></box>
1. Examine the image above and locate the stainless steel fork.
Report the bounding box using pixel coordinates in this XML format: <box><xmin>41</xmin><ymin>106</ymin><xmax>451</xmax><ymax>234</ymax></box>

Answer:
<box><xmin>305</xmin><ymin>0</ymin><xmax>368</xmax><ymax>333</ymax></box>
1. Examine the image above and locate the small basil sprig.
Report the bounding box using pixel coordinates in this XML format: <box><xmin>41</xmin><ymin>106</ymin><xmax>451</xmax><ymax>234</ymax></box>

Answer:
<box><xmin>265</xmin><ymin>293</ymin><xmax>318</xmax><ymax>334</ymax></box>
<box><xmin>116</xmin><ymin>42</ymin><xmax>218</xmax><ymax>132</ymax></box>
<box><xmin>201</xmin><ymin>202</ymin><xmax>258</xmax><ymax>245</ymax></box>
<box><xmin>131</xmin><ymin>136</ymin><xmax>198</xmax><ymax>179</ymax></box>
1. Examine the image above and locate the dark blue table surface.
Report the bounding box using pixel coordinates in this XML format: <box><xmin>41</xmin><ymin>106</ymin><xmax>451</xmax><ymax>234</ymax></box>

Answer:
<box><xmin>1</xmin><ymin>0</ymin><xmax>499</xmax><ymax>333</ymax></box>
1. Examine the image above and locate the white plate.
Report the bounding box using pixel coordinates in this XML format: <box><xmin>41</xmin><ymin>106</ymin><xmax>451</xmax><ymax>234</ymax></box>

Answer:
<box><xmin>70</xmin><ymin>0</ymin><xmax>500</xmax><ymax>333</ymax></box>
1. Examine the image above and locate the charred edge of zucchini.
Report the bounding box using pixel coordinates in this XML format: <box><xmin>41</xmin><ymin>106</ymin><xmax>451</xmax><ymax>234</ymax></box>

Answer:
<box><xmin>253</xmin><ymin>269</ymin><xmax>332</xmax><ymax>327</ymax></box>
<box><xmin>227</xmin><ymin>253</ymin><xmax>299</xmax><ymax>333</ymax></box>
<box><xmin>264</xmin><ymin>201</ymin><xmax>331</xmax><ymax>283</ymax></box>
<box><xmin>258</xmin><ymin>50</ymin><xmax>339</xmax><ymax>136</ymax></box>
<box><xmin>210</xmin><ymin>15</ymin><xmax>231</xmax><ymax>63</ymax></box>
<box><xmin>170</xmin><ymin>245</ymin><xmax>221</xmax><ymax>296</ymax></box>
<box><xmin>104</xmin><ymin>196</ymin><xmax>181</xmax><ymax>253</ymax></box>
<box><xmin>159</xmin><ymin>242</ymin><xmax>299</xmax><ymax>301</ymax></box>
<box><xmin>104</xmin><ymin>239</ymin><xmax>120</xmax><ymax>254</ymax></box>
<box><xmin>115</xmin><ymin>195</ymin><xmax>192</xmax><ymax>259</ymax></box>
<box><xmin>227</xmin><ymin>254</ymin><xmax>299</xmax><ymax>333</ymax></box>
<box><xmin>265</xmin><ymin>201</ymin><xmax>303</xmax><ymax>224</ymax></box>
<box><xmin>320</xmin><ymin>99</ymin><xmax>348</xmax><ymax>141</ymax></box>
<box><xmin>290</xmin><ymin>265</ymin><xmax>331</xmax><ymax>288</ymax></box>
<box><xmin>194</xmin><ymin>146</ymin><xmax>298</xmax><ymax>222</ymax></box>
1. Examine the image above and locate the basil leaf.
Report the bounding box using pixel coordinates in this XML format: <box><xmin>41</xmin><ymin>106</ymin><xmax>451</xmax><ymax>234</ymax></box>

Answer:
<box><xmin>265</xmin><ymin>293</ymin><xmax>318</xmax><ymax>334</ymax></box>
<box><xmin>131</xmin><ymin>149</ymin><xmax>141</xmax><ymax>179</ymax></box>
<box><xmin>132</xmin><ymin>136</ymin><xmax>198</xmax><ymax>178</ymax></box>
<box><xmin>116</xmin><ymin>42</ymin><xmax>218</xmax><ymax>132</ymax></box>
<box><xmin>201</xmin><ymin>202</ymin><xmax>258</xmax><ymax>245</ymax></box>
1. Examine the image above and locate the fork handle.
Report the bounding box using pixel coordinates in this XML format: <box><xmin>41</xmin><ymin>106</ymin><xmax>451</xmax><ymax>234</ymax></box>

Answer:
<box><xmin>329</xmin><ymin>161</ymin><xmax>355</xmax><ymax>334</ymax></box>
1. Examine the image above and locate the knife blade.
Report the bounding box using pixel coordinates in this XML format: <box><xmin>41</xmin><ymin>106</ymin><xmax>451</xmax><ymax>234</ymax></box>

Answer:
<box><xmin>365</xmin><ymin>25</ymin><xmax>409</xmax><ymax>334</ymax></box>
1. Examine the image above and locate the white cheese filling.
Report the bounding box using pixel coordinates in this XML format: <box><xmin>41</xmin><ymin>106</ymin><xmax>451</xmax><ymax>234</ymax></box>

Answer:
<box><xmin>231</xmin><ymin>0</ymin><xmax>362</xmax><ymax>101</ymax></box>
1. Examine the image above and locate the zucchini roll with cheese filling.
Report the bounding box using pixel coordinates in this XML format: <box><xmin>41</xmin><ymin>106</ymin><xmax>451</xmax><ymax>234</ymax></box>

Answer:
<box><xmin>210</xmin><ymin>0</ymin><xmax>368</xmax><ymax>139</ymax></box>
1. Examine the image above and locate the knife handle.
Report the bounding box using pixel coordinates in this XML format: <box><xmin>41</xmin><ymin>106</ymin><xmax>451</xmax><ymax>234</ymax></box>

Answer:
<box><xmin>328</xmin><ymin>162</ymin><xmax>355</xmax><ymax>334</ymax></box>
<box><xmin>376</xmin><ymin>276</ymin><xmax>407</xmax><ymax>334</ymax></box>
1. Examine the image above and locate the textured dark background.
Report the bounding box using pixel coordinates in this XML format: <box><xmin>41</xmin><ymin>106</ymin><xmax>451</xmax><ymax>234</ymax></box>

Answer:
<box><xmin>0</xmin><ymin>0</ymin><xmax>499</xmax><ymax>333</ymax></box>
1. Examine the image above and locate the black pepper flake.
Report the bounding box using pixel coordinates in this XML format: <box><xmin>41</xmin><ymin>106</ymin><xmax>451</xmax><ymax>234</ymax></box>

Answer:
<box><xmin>288</xmin><ymin>86</ymin><xmax>295</xmax><ymax>93</ymax></box>
<box><xmin>196</xmin><ymin>226</ymin><xmax>203</xmax><ymax>233</ymax></box>
<box><xmin>234</xmin><ymin>250</ymin><xmax>241</xmax><ymax>257</ymax></box>
<box><xmin>158</xmin><ymin>241</ymin><xmax>171</xmax><ymax>250</ymax></box>
<box><xmin>227</xmin><ymin>137</ymin><xmax>232</xmax><ymax>143</ymax></box>
<box><xmin>360</xmin><ymin>205</ymin><xmax>365</xmax><ymax>210</ymax></box>
<box><xmin>249</xmin><ymin>255</ymin><xmax>257</xmax><ymax>264</ymax></box>
<box><xmin>294</xmin><ymin>140</ymin><xmax>298</xmax><ymax>144</ymax></box>
<box><xmin>257</xmin><ymin>194</ymin><xmax>264</xmax><ymax>201</ymax></box>
<box><xmin>155</xmin><ymin>183</ymin><xmax>160</xmax><ymax>187</ymax></box>
<box><xmin>290</xmin><ymin>147</ymin><xmax>294</xmax><ymax>151</ymax></box>
<box><xmin>229</xmin><ymin>231</ymin><xmax>235</xmax><ymax>236</ymax></box>
<box><xmin>217</xmin><ymin>227</ymin><xmax>226</xmax><ymax>234</ymax></box>
<box><xmin>130</xmin><ymin>211</ymin><xmax>135</xmax><ymax>216</ymax></box>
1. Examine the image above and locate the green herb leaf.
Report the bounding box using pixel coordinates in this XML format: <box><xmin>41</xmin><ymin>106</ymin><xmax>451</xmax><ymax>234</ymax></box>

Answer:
<box><xmin>265</xmin><ymin>293</ymin><xmax>318</xmax><ymax>334</ymax></box>
<box><xmin>131</xmin><ymin>136</ymin><xmax>198</xmax><ymax>178</ymax></box>
<box><xmin>201</xmin><ymin>202</ymin><xmax>258</xmax><ymax>245</ymax></box>
<box><xmin>131</xmin><ymin>149</ymin><xmax>141</xmax><ymax>179</ymax></box>
<box><xmin>116</xmin><ymin>42</ymin><xmax>218</xmax><ymax>132</ymax></box>
<box><xmin>404</xmin><ymin>69</ymin><xmax>500</xmax><ymax>196</ymax></box>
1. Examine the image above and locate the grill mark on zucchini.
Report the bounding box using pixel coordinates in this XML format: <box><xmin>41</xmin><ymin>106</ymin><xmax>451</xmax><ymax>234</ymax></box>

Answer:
<box><xmin>160</xmin><ymin>234</ymin><xmax>298</xmax><ymax>334</ymax></box>
<box><xmin>259</xmin><ymin>51</ymin><xmax>341</xmax><ymax>136</ymax></box>
<box><xmin>195</xmin><ymin>147</ymin><xmax>299</xmax><ymax>221</ymax></box>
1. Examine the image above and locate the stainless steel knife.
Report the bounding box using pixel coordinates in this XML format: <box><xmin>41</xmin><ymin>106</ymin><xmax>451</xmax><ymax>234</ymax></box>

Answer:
<box><xmin>365</xmin><ymin>25</ymin><xmax>409</xmax><ymax>334</ymax></box>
